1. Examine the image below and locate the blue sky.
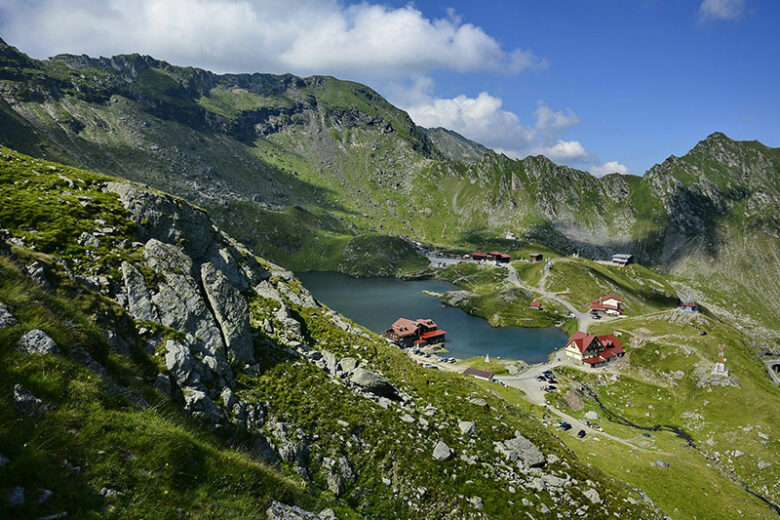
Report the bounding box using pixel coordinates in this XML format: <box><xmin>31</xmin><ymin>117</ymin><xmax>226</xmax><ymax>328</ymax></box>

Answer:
<box><xmin>1</xmin><ymin>0</ymin><xmax>777</xmax><ymax>175</ymax></box>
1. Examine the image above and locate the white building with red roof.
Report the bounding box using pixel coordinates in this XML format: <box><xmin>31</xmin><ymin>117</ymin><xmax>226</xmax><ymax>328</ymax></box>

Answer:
<box><xmin>563</xmin><ymin>330</ymin><xmax>625</xmax><ymax>367</ymax></box>
<box><xmin>590</xmin><ymin>295</ymin><xmax>625</xmax><ymax>316</ymax></box>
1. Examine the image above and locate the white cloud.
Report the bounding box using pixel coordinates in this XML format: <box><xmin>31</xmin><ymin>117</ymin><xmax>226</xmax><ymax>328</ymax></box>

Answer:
<box><xmin>531</xmin><ymin>140</ymin><xmax>589</xmax><ymax>163</ymax></box>
<box><xmin>397</xmin><ymin>79</ymin><xmax>592</xmax><ymax>164</ymax></box>
<box><xmin>698</xmin><ymin>0</ymin><xmax>745</xmax><ymax>20</ymax></box>
<box><xmin>589</xmin><ymin>161</ymin><xmax>630</xmax><ymax>177</ymax></box>
<box><xmin>0</xmin><ymin>0</ymin><xmax>545</xmax><ymax>78</ymax></box>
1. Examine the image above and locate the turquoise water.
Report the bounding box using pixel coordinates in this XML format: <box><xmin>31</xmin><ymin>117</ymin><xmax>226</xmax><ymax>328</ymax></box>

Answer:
<box><xmin>297</xmin><ymin>272</ymin><xmax>568</xmax><ymax>363</ymax></box>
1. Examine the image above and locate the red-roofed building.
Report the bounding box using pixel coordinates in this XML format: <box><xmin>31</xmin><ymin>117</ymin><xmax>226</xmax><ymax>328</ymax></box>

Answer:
<box><xmin>530</xmin><ymin>301</ymin><xmax>542</xmax><ymax>310</ymax></box>
<box><xmin>463</xmin><ymin>368</ymin><xmax>495</xmax><ymax>381</ymax></box>
<box><xmin>385</xmin><ymin>317</ymin><xmax>447</xmax><ymax>348</ymax></box>
<box><xmin>590</xmin><ymin>295</ymin><xmax>625</xmax><ymax>316</ymax></box>
<box><xmin>563</xmin><ymin>330</ymin><xmax>625</xmax><ymax>368</ymax></box>
<box><xmin>472</xmin><ymin>252</ymin><xmax>488</xmax><ymax>261</ymax></box>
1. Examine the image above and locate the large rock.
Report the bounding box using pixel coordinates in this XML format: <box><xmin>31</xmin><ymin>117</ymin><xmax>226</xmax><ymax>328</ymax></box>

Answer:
<box><xmin>182</xmin><ymin>388</ymin><xmax>221</xmax><ymax>424</ymax></box>
<box><xmin>200</xmin><ymin>262</ymin><xmax>254</xmax><ymax>364</ymax></box>
<box><xmin>458</xmin><ymin>421</ymin><xmax>476</xmax><ymax>436</ymax></box>
<box><xmin>16</xmin><ymin>329</ymin><xmax>59</xmax><ymax>355</ymax></box>
<box><xmin>105</xmin><ymin>182</ymin><xmax>216</xmax><ymax>259</ymax></box>
<box><xmin>266</xmin><ymin>501</ymin><xmax>323</xmax><ymax>520</ymax></box>
<box><xmin>143</xmin><ymin>239</ymin><xmax>225</xmax><ymax>360</ymax></box>
<box><xmin>349</xmin><ymin>368</ymin><xmax>399</xmax><ymax>400</ymax></box>
<box><xmin>13</xmin><ymin>384</ymin><xmax>47</xmax><ymax>417</ymax></box>
<box><xmin>164</xmin><ymin>340</ymin><xmax>204</xmax><ymax>388</ymax></box>
<box><xmin>495</xmin><ymin>432</ymin><xmax>546</xmax><ymax>468</ymax></box>
<box><xmin>584</xmin><ymin>411</ymin><xmax>599</xmax><ymax>421</ymax></box>
<box><xmin>120</xmin><ymin>261</ymin><xmax>159</xmax><ymax>322</ymax></box>
<box><xmin>433</xmin><ymin>441</ymin><xmax>454</xmax><ymax>461</ymax></box>
<box><xmin>0</xmin><ymin>302</ymin><xmax>18</xmax><ymax>328</ymax></box>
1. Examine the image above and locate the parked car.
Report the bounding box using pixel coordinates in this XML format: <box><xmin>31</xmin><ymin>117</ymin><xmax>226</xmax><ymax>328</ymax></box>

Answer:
<box><xmin>422</xmin><ymin>363</ymin><xmax>438</xmax><ymax>369</ymax></box>
<box><xmin>546</xmin><ymin>385</ymin><xmax>557</xmax><ymax>391</ymax></box>
<box><xmin>559</xmin><ymin>421</ymin><xmax>572</xmax><ymax>431</ymax></box>
<box><xmin>643</xmin><ymin>433</ymin><xmax>652</xmax><ymax>438</ymax></box>
<box><xmin>590</xmin><ymin>313</ymin><xmax>601</xmax><ymax>320</ymax></box>
<box><xmin>537</xmin><ymin>375</ymin><xmax>547</xmax><ymax>382</ymax></box>
<box><xmin>424</xmin><ymin>353</ymin><xmax>431</xmax><ymax>358</ymax></box>
<box><xmin>591</xmin><ymin>423</ymin><xmax>603</xmax><ymax>432</ymax></box>
<box><xmin>543</xmin><ymin>370</ymin><xmax>554</xmax><ymax>379</ymax></box>
<box><xmin>577</xmin><ymin>429</ymin><xmax>586</xmax><ymax>438</ymax></box>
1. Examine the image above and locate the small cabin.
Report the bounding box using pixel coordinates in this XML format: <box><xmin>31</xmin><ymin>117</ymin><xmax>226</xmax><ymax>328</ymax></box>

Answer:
<box><xmin>612</xmin><ymin>253</ymin><xmax>634</xmax><ymax>266</ymax></box>
<box><xmin>530</xmin><ymin>301</ymin><xmax>542</xmax><ymax>310</ymax></box>
<box><xmin>463</xmin><ymin>368</ymin><xmax>495</xmax><ymax>382</ymax></box>
<box><xmin>681</xmin><ymin>301</ymin><xmax>698</xmax><ymax>312</ymax></box>
<box><xmin>529</xmin><ymin>253</ymin><xmax>543</xmax><ymax>262</ymax></box>
<box><xmin>493</xmin><ymin>253</ymin><xmax>511</xmax><ymax>263</ymax></box>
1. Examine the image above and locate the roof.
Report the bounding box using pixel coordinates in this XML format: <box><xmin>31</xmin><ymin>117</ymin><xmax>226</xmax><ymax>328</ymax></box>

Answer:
<box><xmin>566</xmin><ymin>330</ymin><xmax>597</xmax><ymax>354</ymax></box>
<box><xmin>463</xmin><ymin>368</ymin><xmax>494</xmax><ymax>379</ymax></box>
<box><xmin>682</xmin><ymin>301</ymin><xmax>697</xmax><ymax>307</ymax></box>
<box><xmin>566</xmin><ymin>331</ymin><xmax>623</xmax><ymax>355</ymax></box>
<box><xmin>612</xmin><ymin>254</ymin><xmax>633</xmax><ymax>259</ymax></box>
<box><xmin>488</xmin><ymin>251</ymin><xmax>502</xmax><ymax>256</ymax></box>
<box><xmin>472</xmin><ymin>252</ymin><xmax>488</xmax><ymax>258</ymax></box>
<box><xmin>391</xmin><ymin>318</ymin><xmax>419</xmax><ymax>337</ymax></box>
<box><xmin>420</xmin><ymin>329</ymin><xmax>447</xmax><ymax>340</ymax></box>
<box><xmin>530</xmin><ymin>301</ymin><xmax>541</xmax><ymax>308</ymax></box>
<box><xmin>416</xmin><ymin>318</ymin><xmax>437</xmax><ymax>328</ymax></box>
<box><xmin>495</xmin><ymin>253</ymin><xmax>511</xmax><ymax>259</ymax></box>
<box><xmin>600</xmin><ymin>295</ymin><xmax>625</xmax><ymax>303</ymax></box>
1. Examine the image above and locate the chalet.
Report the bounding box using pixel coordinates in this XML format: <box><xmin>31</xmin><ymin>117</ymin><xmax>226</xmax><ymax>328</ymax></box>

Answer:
<box><xmin>591</xmin><ymin>295</ymin><xmax>624</xmax><ymax>316</ymax></box>
<box><xmin>505</xmin><ymin>231</ymin><xmax>517</xmax><ymax>240</ymax></box>
<box><xmin>681</xmin><ymin>300</ymin><xmax>698</xmax><ymax>312</ymax></box>
<box><xmin>563</xmin><ymin>331</ymin><xmax>625</xmax><ymax>368</ymax></box>
<box><xmin>490</xmin><ymin>252</ymin><xmax>511</xmax><ymax>263</ymax></box>
<box><xmin>472</xmin><ymin>252</ymin><xmax>489</xmax><ymax>261</ymax></box>
<box><xmin>385</xmin><ymin>318</ymin><xmax>447</xmax><ymax>348</ymax></box>
<box><xmin>530</xmin><ymin>301</ymin><xmax>542</xmax><ymax>310</ymax></box>
<box><xmin>463</xmin><ymin>368</ymin><xmax>495</xmax><ymax>381</ymax></box>
<box><xmin>529</xmin><ymin>253</ymin><xmax>543</xmax><ymax>262</ymax></box>
<box><xmin>612</xmin><ymin>253</ymin><xmax>634</xmax><ymax>266</ymax></box>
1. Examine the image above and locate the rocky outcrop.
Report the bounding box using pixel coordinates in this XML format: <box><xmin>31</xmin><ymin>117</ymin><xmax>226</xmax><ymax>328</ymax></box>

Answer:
<box><xmin>16</xmin><ymin>329</ymin><xmax>59</xmax><ymax>355</ymax></box>
<box><xmin>266</xmin><ymin>501</ymin><xmax>324</xmax><ymax>520</ymax></box>
<box><xmin>120</xmin><ymin>261</ymin><xmax>158</xmax><ymax>322</ymax></box>
<box><xmin>495</xmin><ymin>432</ymin><xmax>546</xmax><ymax>468</ymax></box>
<box><xmin>201</xmin><ymin>262</ymin><xmax>254</xmax><ymax>364</ymax></box>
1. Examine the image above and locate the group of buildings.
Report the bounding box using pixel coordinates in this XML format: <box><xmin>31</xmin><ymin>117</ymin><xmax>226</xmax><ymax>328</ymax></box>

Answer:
<box><xmin>385</xmin><ymin>318</ymin><xmax>447</xmax><ymax>348</ymax></box>
<box><xmin>469</xmin><ymin>251</ymin><xmax>511</xmax><ymax>263</ymax></box>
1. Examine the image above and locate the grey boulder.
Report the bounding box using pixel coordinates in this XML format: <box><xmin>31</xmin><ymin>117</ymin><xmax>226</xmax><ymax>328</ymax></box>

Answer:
<box><xmin>349</xmin><ymin>368</ymin><xmax>399</xmax><ymax>400</ymax></box>
<box><xmin>0</xmin><ymin>302</ymin><xmax>18</xmax><ymax>328</ymax></box>
<box><xmin>458</xmin><ymin>421</ymin><xmax>476</xmax><ymax>436</ymax></box>
<box><xmin>267</xmin><ymin>501</ymin><xmax>323</xmax><ymax>520</ymax></box>
<box><xmin>13</xmin><ymin>384</ymin><xmax>47</xmax><ymax>417</ymax></box>
<box><xmin>16</xmin><ymin>329</ymin><xmax>59</xmax><ymax>355</ymax></box>
<box><xmin>495</xmin><ymin>432</ymin><xmax>546</xmax><ymax>468</ymax></box>
<box><xmin>433</xmin><ymin>441</ymin><xmax>454</xmax><ymax>461</ymax></box>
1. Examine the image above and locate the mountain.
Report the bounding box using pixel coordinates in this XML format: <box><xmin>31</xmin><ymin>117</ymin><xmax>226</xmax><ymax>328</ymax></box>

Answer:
<box><xmin>0</xmin><ymin>147</ymin><xmax>667</xmax><ymax>519</ymax></box>
<box><xmin>0</xmin><ymin>37</ymin><xmax>778</xmax><ymax>339</ymax></box>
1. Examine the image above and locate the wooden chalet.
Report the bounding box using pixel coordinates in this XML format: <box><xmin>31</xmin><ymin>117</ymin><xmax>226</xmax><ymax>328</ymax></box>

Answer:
<box><xmin>529</xmin><ymin>253</ymin><xmax>543</xmax><ymax>262</ymax></box>
<box><xmin>563</xmin><ymin>331</ymin><xmax>625</xmax><ymax>368</ymax></box>
<box><xmin>472</xmin><ymin>252</ymin><xmax>489</xmax><ymax>261</ymax></box>
<box><xmin>385</xmin><ymin>318</ymin><xmax>447</xmax><ymax>348</ymax></box>
<box><xmin>612</xmin><ymin>253</ymin><xmax>634</xmax><ymax>266</ymax></box>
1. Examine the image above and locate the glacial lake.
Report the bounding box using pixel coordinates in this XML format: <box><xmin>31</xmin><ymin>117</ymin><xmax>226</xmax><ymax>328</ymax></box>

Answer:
<box><xmin>297</xmin><ymin>271</ymin><xmax>568</xmax><ymax>363</ymax></box>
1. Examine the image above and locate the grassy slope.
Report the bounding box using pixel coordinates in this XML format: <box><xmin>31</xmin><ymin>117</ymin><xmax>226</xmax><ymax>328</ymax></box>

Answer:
<box><xmin>0</xmin><ymin>146</ymin><xmax>663</xmax><ymax>519</ymax></box>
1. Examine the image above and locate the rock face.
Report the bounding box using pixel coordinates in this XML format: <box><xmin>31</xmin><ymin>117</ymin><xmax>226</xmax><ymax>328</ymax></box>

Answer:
<box><xmin>0</xmin><ymin>302</ymin><xmax>18</xmax><ymax>328</ymax></box>
<box><xmin>495</xmin><ymin>432</ymin><xmax>546</xmax><ymax>468</ymax></box>
<box><xmin>201</xmin><ymin>262</ymin><xmax>254</xmax><ymax>364</ymax></box>
<box><xmin>433</xmin><ymin>441</ymin><xmax>454</xmax><ymax>461</ymax></box>
<box><xmin>16</xmin><ymin>329</ymin><xmax>59</xmax><ymax>355</ymax></box>
<box><xmin>120</xmin><ymin>261</ymin><xmax>158</xmax><ymax>322</ymax></box>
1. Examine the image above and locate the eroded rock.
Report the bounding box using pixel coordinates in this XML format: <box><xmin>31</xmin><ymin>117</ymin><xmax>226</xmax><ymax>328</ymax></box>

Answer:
<box><xmin>16</xmin><ymin>329</ymin><xmax>59</xmax><ymax>355</ymax></box>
